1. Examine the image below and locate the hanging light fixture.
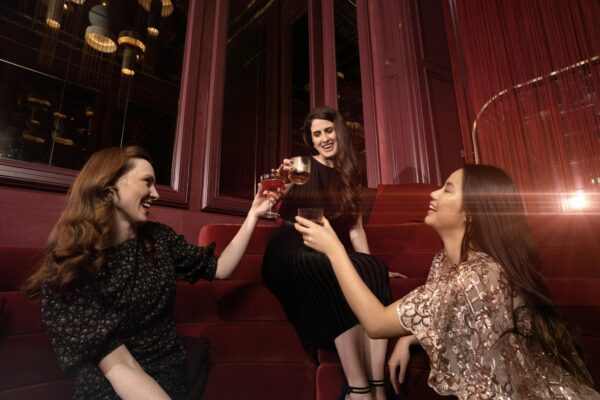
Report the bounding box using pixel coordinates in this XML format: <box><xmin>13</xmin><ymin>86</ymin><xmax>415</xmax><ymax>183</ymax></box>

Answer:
<box><xmin>22</xmin><ymin>132</ymin><xmax>47</xmax><ymax>144</ymax></box>
<box><xmin>138</xmin><ymin>0</ymin><xmax>174</xmax><ymax>38</ymax></box>
<box><xmin>147</xmin><ymin>0</ymin><xmax>162</xmax><ymax>37</ymax></box>
<box><xmin>27</xmin><ymin>95</ymin><xmax>52</xmax><ymax>126</ymax></box>
<box><xmin>76</xmin><ymin>107</ymin><xmax>94</xmax><ymax>152</ymax></box>
<box><xmin>23</xmin><ymin>120</ymin><xmax>49</xmax><ymax>144</ymax></box>
<box><xmin>118</xmin><ymin>30</ymin><xmax>146</xmax><ymax>76</ymax></box>
<box><xmin>45</xmin><ymin>0</ymin><xmax>65</xmax><ymax>30</ymax></box>
<box><xmin>51</xmin><ymin>112</ymin><xmax>74</xmax><ymax>146</ymax></box>
<box><xmin>85</xmin><ymin>3</ymin><xmax>118</xmax><ymax>53</ymax></box>
<box><xmin>138</xmin><ymin>0</ymin><xmax>174</xmax><ymax>17</ymax></box>
<box><xmin>80</xmin><ymin>2</ymin><xmax>118</xmax><ymax>88</ymax></box>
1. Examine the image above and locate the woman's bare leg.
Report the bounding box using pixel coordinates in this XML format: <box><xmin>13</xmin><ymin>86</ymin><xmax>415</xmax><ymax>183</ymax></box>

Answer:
<box><xmin>334</xmin><ymin>325</ymin><xmax>374</xmax><ymax>400</ymax></box>
<box><xmin>362</xmin><ymin>328</ymin><xmax>388</xmax><ymax>400</ymax></box>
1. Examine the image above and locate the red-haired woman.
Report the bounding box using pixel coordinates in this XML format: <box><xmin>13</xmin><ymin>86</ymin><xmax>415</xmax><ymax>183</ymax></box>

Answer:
<box><xmin>296</xmin><ymin>165</ymin><xmax>600</xmax><ymax>399</ymax></box>
<box><xmin>25</xmin><ymin>146</ymin><xmax>279</xmax><ymax>399</ymax></box>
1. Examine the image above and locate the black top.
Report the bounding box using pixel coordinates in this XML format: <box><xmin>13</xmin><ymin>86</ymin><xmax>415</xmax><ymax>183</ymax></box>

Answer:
<box><xmin>41</xmin><ymin>222</ymin><xmax>217</xmax><ymax>399</ymax></box>
<box><xmin>278</xmin><ymin>157</ymin><xmax>354</xmax><ymax>248</ymax></box>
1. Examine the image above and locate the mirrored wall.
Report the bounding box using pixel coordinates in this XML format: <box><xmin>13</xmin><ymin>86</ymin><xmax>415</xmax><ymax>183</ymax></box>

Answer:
<box><xmin>0</xmin><ymin>0</ymin><xmax>190</xmax><ymax>194</ymax></box>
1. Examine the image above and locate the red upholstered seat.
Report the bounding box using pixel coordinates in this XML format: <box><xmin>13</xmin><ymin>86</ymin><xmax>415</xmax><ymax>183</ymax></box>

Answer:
<box><xmin>2</xmin><ymin>200</ymin><xmax>599</xmax><ymax>399</ymax></box>
<box><xmin>367</xmin><ymin>184</ymin><xmax>439</xmax><ymax>225</ymax></box>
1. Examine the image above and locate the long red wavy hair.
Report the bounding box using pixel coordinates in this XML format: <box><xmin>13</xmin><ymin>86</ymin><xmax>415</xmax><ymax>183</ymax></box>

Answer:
<box><xmin>24</xmin><ymin>146</ymin><xmax>153</xmax><ymax>299</ymax></box>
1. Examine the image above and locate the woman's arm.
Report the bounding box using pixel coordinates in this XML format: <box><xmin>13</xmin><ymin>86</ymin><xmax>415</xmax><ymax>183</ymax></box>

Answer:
<box><xmin>295</xmin><ymin>216</ymin><xmax>409</xmax><ymax>338</ymax></box>
<box><xmin>349</xmin><ymin>214</ymin><xmax>370</xmax><ymax>253</ymax></box>
<box><xmin>215</xmin><ymin>183</ymin><xmax>280</xmax><ymax>279</ymax></box>
<box><xmin>99</xmin><ymin>345</ymin><xmax>170</xmax><ymax>400</ymax></box>
<box><xmin>388</xmin><ymin>334</ymin><xmax>419</xmax><ymax>393</ymax></box>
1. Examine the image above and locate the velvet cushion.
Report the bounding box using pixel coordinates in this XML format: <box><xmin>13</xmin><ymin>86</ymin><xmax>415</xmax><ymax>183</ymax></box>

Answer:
<box><xmin>216</xmin><ymin>281</ymin><xmax>287</xmax><ymax>321</ymax></box>
<box><xmin>0</xmin><ymin>333</ymin><xmax>66</xmax><ymax>391</ymax></box>
<box><xmin>175</xmin><ymin>281</ymin><xmax>221</xmax><ymax>323</ymax></box>
<box><xmin>0</xmin><ymin>292</ymin><xmax>42</xmax><ymax>335</ymax></box>
<box><xmin>198</xmin><ymin>224</ymin><xmax>277</xmax><ymax>255</ymax></box>
<box><xmin>0</xmin><ymin>380</ymin><xmax>73</xmax><ymax>400</ymax></box>
<box><xmin>202</xmin><ymin>363</ymin><xmax>316</xmax><ymax>400</ymax></box>
<box><xmin>200</xmin><ymin>321</ymin><xmax>311</xmax><ymax>364</ymax></box>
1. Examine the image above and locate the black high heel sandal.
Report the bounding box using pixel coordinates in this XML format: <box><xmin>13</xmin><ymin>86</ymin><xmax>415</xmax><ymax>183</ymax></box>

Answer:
<box><xmin>339</xmin><ymin>382</ymin><xmax>372</xmax><ymax>400</ymax></box>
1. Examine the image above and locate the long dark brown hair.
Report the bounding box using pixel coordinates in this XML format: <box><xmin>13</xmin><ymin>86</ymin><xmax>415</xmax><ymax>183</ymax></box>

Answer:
<box><xmin>303</xmin><ymin>106</ymin><xmax>360</xmax><ymax>219</ymax></box>
<box><xmin>24</xmin><ymin>146</ymin><xmax>153</xmax><ymax>299</ymax></box>
<box><xmin>460</xmin><ymin>164</ymin><xmax>593</xmax><ymax>386</ymax></box>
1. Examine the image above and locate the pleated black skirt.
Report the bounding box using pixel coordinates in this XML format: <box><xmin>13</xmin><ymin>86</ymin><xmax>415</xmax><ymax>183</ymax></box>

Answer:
<box><xmin>261</xmin><ymin>222</ymin><xmax>392</xmax><ymax>350</ymax></box>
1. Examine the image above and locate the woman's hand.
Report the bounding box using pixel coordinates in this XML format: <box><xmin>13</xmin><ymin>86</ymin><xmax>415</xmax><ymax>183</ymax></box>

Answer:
<box><xmin>249</xmin><ymin>182</ymin><xmax>283</xmax><ymax>218</ymax></box>
<box><xmin>388</xmin><ymin>271</ymin><xmax>407</xmax><ymax>279</ymax></box>
<box><xmin>276</xmin><ymin>158</ymin><xmax>292</xmax><ymax>177</ymax></box>
<box><xmin>276</xmin><ymin>159</ymin><xmax>296</xmax><ymax>196</ymax></box>
<box><xmin>294</xmin><ymin>216</ymin><xmax>344</xmax><ymax>256</ymax></box>
<box><xmin>388</xmin><ymin>335</ymin><xmax>416</xmax><ymax>394</ymax></box>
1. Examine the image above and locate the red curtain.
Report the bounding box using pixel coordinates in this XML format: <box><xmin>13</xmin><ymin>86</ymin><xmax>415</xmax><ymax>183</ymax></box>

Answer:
<box><xmin>449</xmin><ymin>0</ymin><xmax>600</xmax><ymax>212</ymax></box>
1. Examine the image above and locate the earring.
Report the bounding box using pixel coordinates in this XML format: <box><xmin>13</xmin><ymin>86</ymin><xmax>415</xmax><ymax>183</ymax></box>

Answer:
<box><xmin>105</xmin><ymin>186</ymin><xmax>115</xmax><ymax>200</ymax></box>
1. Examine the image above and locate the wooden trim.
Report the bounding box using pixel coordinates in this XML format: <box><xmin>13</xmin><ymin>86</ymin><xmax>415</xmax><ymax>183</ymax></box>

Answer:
<box><xmin>308</xmin><ymin>0</ymin><xmax>325</xmax><ymax>108</ymax></box>
<box><xmin>411</xmin><ymin>0</ymin><xmax>440</xmax><ymax>185</ymax></box>
<box><xmin>0</xmin><ymin>159</ymin><xmax>76</xmax><ymax>191</ymax></box>
<box><xmin>201</xmin><ymin>0</ymin><xmax>251</xmax><ymax>214</ymax></box>
<box><xmin>278</xmin><ymin>2</ymin><xmax>309</xmax><ymax>159</ymax></box>
<box><xmin>356</xmin><ymin>0</ymin><xmax>380</xmax><ymax>187</ymax></box>
<box><xmin>158</xmin><ymin>0</ymin><xmax>203</xmax><ymax>206</ymax></box>
<box><xmin>321</xmin><ymin>0</ymin><xmax>338</xmax><ymax>108</ymax></box>
<box><xmin>442</xmin><ymin>0</ymin><xmax>474</xmax><ymax>162</ymax></box>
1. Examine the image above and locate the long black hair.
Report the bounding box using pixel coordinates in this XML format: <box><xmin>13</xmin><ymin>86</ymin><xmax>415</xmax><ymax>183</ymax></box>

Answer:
<box><xmin>303</xmin><ymin>106</ymin><xmax>360</xmax><ymax>219</ymax></box>
<box><xmin>460</xmin><ymin>164</ymin><xmax>593</xmax><ymax>386</ymax></box>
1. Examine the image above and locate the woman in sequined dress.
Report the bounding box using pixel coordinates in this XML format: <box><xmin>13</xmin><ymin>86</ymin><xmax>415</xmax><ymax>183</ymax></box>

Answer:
<box><xmin>24</xmin><ymin>146</ymin><xmax>280</xmax><ymax>400</ymax></box>
<box><xmin>296</xmin><ymin>164</ymin><xmax>599</xmax><ymax>399</ymax></box>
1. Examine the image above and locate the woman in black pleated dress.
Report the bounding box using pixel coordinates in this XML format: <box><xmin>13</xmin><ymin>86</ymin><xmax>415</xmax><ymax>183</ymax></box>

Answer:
<box><xmin>262</xmin><ymin>106</ymin><xmax>396</xmax><ymax>400</ymax></box>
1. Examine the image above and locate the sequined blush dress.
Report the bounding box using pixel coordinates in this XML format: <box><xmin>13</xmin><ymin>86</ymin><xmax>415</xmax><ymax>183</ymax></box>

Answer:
<box><xmin>262</xmin><ymin>158</ymin><xmax>392</xmax><ymax>350</ymax></box>
<box><xmin>42</xmin><ymin>222</ymin><xmax>217</xmax><ymax>399</ymax></box>
<box><xmin>396</xmin><ymin>250</ymin><xmax>600</xmax><ymax>399</ymax></box>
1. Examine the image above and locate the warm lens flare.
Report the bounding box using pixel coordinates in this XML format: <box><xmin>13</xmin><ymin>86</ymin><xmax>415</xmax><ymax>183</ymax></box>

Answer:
<box><xmin>565</xmin><ymin>190</ymin><xmax>589</xmax><ymax>211</ymax></box>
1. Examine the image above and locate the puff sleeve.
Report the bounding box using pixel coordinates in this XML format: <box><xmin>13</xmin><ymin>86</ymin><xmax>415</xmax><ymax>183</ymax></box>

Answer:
<box><xmin>160</xmin><ymin>224</ymin><xmax>218</xmax><ymax>283</ymax></box>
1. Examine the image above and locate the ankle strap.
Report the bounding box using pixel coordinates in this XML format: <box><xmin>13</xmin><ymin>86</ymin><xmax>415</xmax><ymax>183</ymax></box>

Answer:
<box><xmin>346</xmin><ymin>385</ymin><xmax>372</xmax><ymax>394</ymax></box>
<box><xmin>368</xmin><ymin>379</ymin><xmax>385</xmax><ymax>387</ymax></box>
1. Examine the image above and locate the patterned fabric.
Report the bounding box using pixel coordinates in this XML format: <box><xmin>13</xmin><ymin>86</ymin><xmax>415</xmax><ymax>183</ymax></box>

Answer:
<box><xmin>42</xmin><ymin>222</ymin><xmax>217</xmax><ymax>399</ymax></box>
<box><xmin>396</xmin><ymin>251</ymin><xmax>600</xmax><ymax>400</ymax></box>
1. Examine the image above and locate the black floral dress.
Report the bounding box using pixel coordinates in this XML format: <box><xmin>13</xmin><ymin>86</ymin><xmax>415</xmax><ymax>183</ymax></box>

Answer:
<box><xmin>41</xmin><ymin>222</ymin><xmax>217</xmax><ymax>399</ymax></box>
